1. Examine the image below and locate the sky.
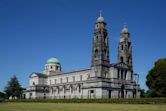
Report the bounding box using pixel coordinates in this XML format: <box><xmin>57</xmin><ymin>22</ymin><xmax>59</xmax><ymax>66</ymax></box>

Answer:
<box><xmin>0</xmin><ymin>0</ymin><xmax>166</xmax><ymax>92</ymax></box>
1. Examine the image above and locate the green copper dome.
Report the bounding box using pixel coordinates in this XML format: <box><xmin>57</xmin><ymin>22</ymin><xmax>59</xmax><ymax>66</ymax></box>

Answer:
<box><xmin>47</xmin><ymin>57</ymin><xmax>60</xmax><ymax>64</ymax></box>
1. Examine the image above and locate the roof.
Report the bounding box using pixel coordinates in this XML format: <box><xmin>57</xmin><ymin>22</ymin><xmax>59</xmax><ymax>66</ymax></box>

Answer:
<box><xmin>47</xmin><ymin>57</ymin><xmax>60</xmax><ymax>64</ymax></box>
<box><xmin>29</xmin><ymin>72</ymin><xmax>47</xmax><ymax>78</ymax></box>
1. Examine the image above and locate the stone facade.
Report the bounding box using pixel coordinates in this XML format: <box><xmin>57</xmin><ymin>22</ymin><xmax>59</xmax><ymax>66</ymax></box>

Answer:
<box><xmin>23</xmin><ymin>13</ymin><xmax>141</xmax><ymax>99</ymax></box>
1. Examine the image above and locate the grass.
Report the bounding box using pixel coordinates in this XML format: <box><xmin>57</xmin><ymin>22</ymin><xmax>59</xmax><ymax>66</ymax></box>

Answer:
<box><xmin>0</xmin><ymin>103</ymin><xmax>166</xmax><ymax>111</ymax></box>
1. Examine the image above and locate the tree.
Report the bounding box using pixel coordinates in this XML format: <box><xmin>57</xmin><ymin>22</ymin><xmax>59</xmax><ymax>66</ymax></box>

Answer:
<box><xmin>146</xmin><ymin>58</ymin><xmax>166</xmax><ymax>97</ymax></box>
<box><xmin>4</xmin><ymin>75</ymin><xmax>23</xmax><ymax>99</ymax></box>
<box><xmin>140</xmin><ymin>89</ymin><xmax>146</xmax><ymax>97</ymax></box>
<box><xmin>0</xmin><ymin>92</ymin><xmax>6</xmax><ymax>99</ymax></box>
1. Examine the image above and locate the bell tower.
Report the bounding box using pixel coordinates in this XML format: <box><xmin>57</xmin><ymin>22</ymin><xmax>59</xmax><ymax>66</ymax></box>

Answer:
<box><xmin>118</xmin><ymin>25</ymin><xmax>132</xmax><ymax>68</ymax></box>
<box><xmin>91</xmin><ymin>11</ymin><xmax>110</xmax><ymax>78</ymax></box>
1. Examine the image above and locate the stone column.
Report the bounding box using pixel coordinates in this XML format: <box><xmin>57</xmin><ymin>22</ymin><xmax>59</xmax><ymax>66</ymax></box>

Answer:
<box><xmin>69</xmin><ymin>86</ymin><xmax>71</xmax><ymax>98</ymax></box>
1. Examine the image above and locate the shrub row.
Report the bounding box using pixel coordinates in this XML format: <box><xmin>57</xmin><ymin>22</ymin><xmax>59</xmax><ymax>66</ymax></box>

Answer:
<box><xmin>6</xmin><ymin>98</ymin><xmax>166</xmax><ymax>104</ymax></box>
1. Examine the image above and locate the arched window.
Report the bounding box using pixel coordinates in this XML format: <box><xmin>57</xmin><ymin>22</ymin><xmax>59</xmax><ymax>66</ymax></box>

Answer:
<box><xmin>96</xmin><ymin>36</ymin><xmax>100</xmax><ymax>43</ymax></box>
<box><xmin>121</xmin><ymin>85</ymin><xmax>125</xmax><ymax>98</ymax></box>
<box><xmin>127</xmin><ymin>57</ymin><xmax>130</xmax><ymax>64</ymax></box>
<box><xmin>87</xmin><ymin>74</ymin><xmax>90</xmax><ymax>78</ymax></box>
<box><xmin>117</xmin><ymin>69</ymin><xmax>120</xmax><ymax>79</ymax></box>
<box><xmin>95</xmin><ymin>49</ymin><xmax>98</xmax><ymax>58</ymax></box>
<box><xmin>121</xmin><ymin>45</ymin><xmax>123</xmax><ymax>50</ymax></box>
<box><xmin>56</xmin><ymin>66</ymin><xmax>59</xmax><ymax>70</ymax></box>
<box><xmin>105</xmin><ymin>71</ymin><xmax>108</xmax><ymax>78</ymax></box>
<box><xmin>120</xmin><ymin>57</ymin><xmax>123</xmax><ymax>63</ymax></box>
<box><xmin>121</xmin><ymin>70</ymin><xmax>123</xmax><ymax>80</ymax></box>
<box><xmin>128</xmin><ymin>42</ymin><xmax>131</xmax><ymax>48</ymax></box>
<box><xmin>125</xmin><ymin>70</ymin><xmax>127</xmax><ymax>80</ymax></box>
<box><xmin>51</xmin><ymin>87</ymin><xmax>54</xmax><ymax>94</ymax></box>
<box><xmin>78</xmin><ymin>85</ymin><xmax>81</xmax><ymax>93</ymax></box>
<box><xmin>103</xmin><ymin>49</ymin><xmax>107</xmax><ymax>58</ymax></box>
<box><xmin>32</xmin><ymin>82</ymin><xmax>35</xmax><ymax>85</ymax></box>
<box><xmin>104</xmin><ymin>36</ymin><xmax>107</xmax><ymax>44</ymax></box>
<box><xmin>96</xmin><ymin>36</ymin><xmax>98</xmax><ymax>43</ymax></box>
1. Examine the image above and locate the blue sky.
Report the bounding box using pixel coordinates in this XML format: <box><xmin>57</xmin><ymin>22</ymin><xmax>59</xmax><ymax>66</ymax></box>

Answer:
<box><xmin>0</xmin><ymin>0</ymin><xmax>166</xmax><ymax>92</ymax></box>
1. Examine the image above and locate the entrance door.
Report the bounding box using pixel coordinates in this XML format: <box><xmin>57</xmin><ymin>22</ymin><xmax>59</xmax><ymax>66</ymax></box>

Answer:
<box><xmin>121</xmin><ymin>85</ymin><xmax>125</xmax><ymax>98</ymax></box>
<box><xmin>23</xmin><ymin>94</ymin><xmax>26</xmax><ymax>99</ymax></box>
<box><xmin>89</xmin><ymin>90</ymin><xmax>95</xmax><ymax>98</ymax></box>
<box><xmin>121</xmin><ymin>90</ymin><xmax>124</xmax><ymax>98</ymax></box>
<box><xmin>109</xmin><ymin>90</ymin><xmax>111</xmax><ymax>98</ymax></box>
<box><xmin>29</xmin><ymin>93</ymin><xmax>32</xmax><ymax>99</ymax></box>
<box><xmin>133</xmin><ymin>88</ymin><xmax>136</xmax><ymax>98</ymax></box>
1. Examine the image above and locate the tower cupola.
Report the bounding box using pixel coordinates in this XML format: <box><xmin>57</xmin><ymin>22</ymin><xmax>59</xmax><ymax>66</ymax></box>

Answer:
<box><xmin>96</xmin><ymin>11</ymin><xmax>104</xmax><ymax>22</ymax></box>
<box><xmin>45</xmin><ymin>57</ymin><xmax>61</xmax><ymax>75</ymax></box>
<box><xmin>121</xmin><ymin>25</ymin><xmax>128</xmax><ymax>33</ymax></box>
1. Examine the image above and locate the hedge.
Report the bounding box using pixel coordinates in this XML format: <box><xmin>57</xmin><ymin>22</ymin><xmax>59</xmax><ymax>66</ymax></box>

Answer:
<box><xmin>6</xmin><ymin>98</ymin><xmax>166</xmax><ymax>104</ymax></box>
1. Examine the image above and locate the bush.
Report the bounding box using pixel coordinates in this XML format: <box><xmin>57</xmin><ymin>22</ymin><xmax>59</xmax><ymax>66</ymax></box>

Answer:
<box><xmin>0</xmin><ymin>98</ymin><xmax>5</xmax><ymax>103</ymax></box>
<box><xmin>6</xmin><ymin>98</ymin><xmax>166</xmax><ymax>104</ymax></box>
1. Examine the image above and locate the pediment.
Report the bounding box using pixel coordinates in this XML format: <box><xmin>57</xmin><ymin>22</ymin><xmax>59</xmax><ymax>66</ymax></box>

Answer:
<box><xmin>29</xmin><ymin>72</ymin><xmax>46</xmax><ymax>78</ymax></box>
<box><xmin>115</xmin><ymin>63</ymin><xmax>129</xmax><ymax>69</ymax></box>
<box><xmin>30</xmin><ymin>73</ymin><xmax>38</xmax><ymax>78</ymax></box>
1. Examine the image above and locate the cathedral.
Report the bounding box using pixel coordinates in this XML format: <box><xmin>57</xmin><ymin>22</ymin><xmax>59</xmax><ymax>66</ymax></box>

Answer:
<box><xmin>23</xmin><ymin>12</ymin><xmax>141</xmax><ymax>99</ymax></box>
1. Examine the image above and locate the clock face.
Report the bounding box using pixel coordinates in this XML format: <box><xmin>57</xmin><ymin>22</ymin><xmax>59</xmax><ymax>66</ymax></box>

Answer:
<box><xmin>95</xmin><ymin>23</ymin><xmax>99</xmax><ymax>29</ymax></box>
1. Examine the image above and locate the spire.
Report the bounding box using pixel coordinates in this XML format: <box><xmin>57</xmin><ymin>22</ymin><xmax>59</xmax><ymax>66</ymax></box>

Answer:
<box><xmin>97</xmin><ymin>10</ymin><xmax>104</xmax><ymax>22</ymax></box>
<box><xmin>100</xmin><ymin>10</ymin><xmax>102</xmax><ymax>17</ymax></box>
<box><xmin>121</xmin><ymin>23</ymin><xmax>128</xmax><ymax>33</ymax></box>
<box><xmin>123</xmin><ymin>22</ymin><xmax>127</xmax><ymax>28</ymax></box>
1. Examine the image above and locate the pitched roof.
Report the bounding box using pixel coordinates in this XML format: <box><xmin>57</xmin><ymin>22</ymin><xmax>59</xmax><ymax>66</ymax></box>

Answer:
<box><xmin>29</xmin><ymin>72</ymin><xmax>47</xmax><ymax>78</ymax></box>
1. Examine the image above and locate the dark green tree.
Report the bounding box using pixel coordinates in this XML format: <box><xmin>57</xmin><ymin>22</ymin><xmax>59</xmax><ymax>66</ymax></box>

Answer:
<box><xmin>140</xmin><ymin>89</ymin><xmax>146</xmax><ymax>97</ymax></box>
<box><xmin>4</xmin><ymin>75</ymin><xmax>23</xmax><ymax>99</ymax></box>
<box><xmin>0</xmin><ymin>92</ymin><xmax>6</xmax><ymax>99</ymax></box>
<box><xmin>146</xmin><ymin>58</ymin><xmax>166</xmax><ymax>97</ymax></box>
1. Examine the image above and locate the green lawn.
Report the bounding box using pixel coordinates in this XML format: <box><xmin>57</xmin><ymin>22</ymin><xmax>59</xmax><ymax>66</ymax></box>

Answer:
<box><xmin>0</xmin><ymin>103</ymin><xmax>166</xmax><ymax>111</ymax></box>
